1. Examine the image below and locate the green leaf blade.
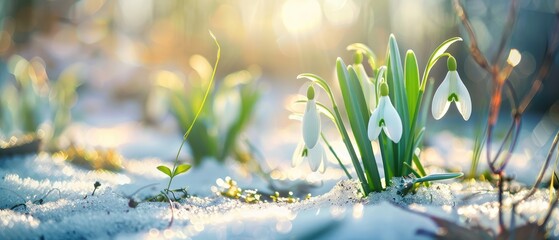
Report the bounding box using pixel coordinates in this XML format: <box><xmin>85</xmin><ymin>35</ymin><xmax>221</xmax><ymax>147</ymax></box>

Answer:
<box><xmin>405</xmin><ymin>50</ymin><xmax>420</xmax><ymax>121</ymax></box>
<box><xmin>387</xmin><ymin>34</ymin><xmax>409</xmax><ymax>176</ymax></box>
<box><xmin>157</xmin><ymin>165</ymin><xmax>173</xmax><ymax>177</ymax></box>
<box><xmin>415</xmin><ymin>172</ymin><xmax>464</xmax><ymax>183</ymax></box>
<box><xmin>174</xmin><ymin>164</ymin><xmax>192</xmax><ymax>176</ymax></box>
<box><xmin>336</xmin><ymin>58</ymin><xmax>382</xmax><ymax>192</ymax></box>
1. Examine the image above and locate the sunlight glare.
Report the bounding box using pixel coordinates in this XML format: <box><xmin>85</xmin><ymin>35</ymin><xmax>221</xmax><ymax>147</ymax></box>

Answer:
<box><xmin>323</xmin><ymin>0</ymin><xmax>359</xmax><ymax>27</ymax></box>
<box><xmin>281</xmin><ymin>0</ymin><xmax>322</xmax><ymax>36</ymax></box>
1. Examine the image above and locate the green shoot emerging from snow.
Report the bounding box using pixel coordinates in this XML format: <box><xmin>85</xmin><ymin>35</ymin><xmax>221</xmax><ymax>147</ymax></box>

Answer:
<box><xmin>294</xmin><ymin>35</ymin><xmax>467</xmax><ymax>195</ymax></box>
<box><xmin>156</xmin><ymin>31</ymin><xmax>220</xmax><ymax>197</ymax></box>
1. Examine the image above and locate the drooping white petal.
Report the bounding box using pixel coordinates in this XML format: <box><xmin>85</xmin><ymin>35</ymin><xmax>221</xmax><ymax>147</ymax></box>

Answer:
<box><xmin>367</xmin><ymin>103</ymin><xmax>382</xmax><ymax>141</ymax></box>
<box><xmin>302</xmin><ymin>99</ymin><xmax>320</xmax><ymax>148</ymax></box>
<box><xmin>292</xmin><ymin>141</ymin><xmax>306</xmax><ymax>167</ymax></box>
<box><xmin>432</xmin><ymin>72</ymin><xmax>451</xmax><ymax>120</ymax></box>
<box><xmin>307</xmin><ymin>143</ymin><xmax>324</xmax><ymax>172</ymax></box>
<box><xmin>318</xmin><ymin>144</ymin><xmax>326</xmax><ymax>173</ymax></box>
<box><xmin>454</xmin><ymin>73</ymin><xmax>472</xmax><ymax>121</ymax></box>
<box><xmin>382</xmin><ymin>97</ymin><xmax>403</xmax><ymax>143</ymax></box>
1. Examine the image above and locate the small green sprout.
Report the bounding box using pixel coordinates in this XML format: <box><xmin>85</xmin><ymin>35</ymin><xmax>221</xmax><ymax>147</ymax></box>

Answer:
<box><xmin>156</xmin><ymin>31</ymin><xmax>220</xmax><ymax>197</ymax></box>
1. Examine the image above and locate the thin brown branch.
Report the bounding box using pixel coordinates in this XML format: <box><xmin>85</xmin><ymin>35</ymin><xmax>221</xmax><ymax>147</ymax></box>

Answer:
<box><xmin>453</xmin><ymin>0</ymin><xmax>494</xmax><ymax>75</ymax></box>
<box><xmin>493</xmin><ymin>0</ymin><xmax>518</xmax><ymax>64</ymax></box>
<box><xmin>495</xmin><ymin>117</ymin><xmax>521</xmax><ymax>173</ymax></box>
<box><xmin>515</xmin><ymin>130</ymin><xmax>559</xmax><ymax>204</ymax></box>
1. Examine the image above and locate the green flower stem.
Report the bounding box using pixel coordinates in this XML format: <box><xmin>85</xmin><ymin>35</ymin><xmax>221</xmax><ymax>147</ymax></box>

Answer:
<box><xmin>420</xmin><ymin>36</ymin><xmax>462</xmax><ymax>90</ymax></box>
<box><xmin>167</xmin><ymin>31</ymin><xmax>220</xmax><ymax>192</ymax></box>
<box><xmin>320</xmin><ymin>133</ymin><xmax>352</xmax><ymax>180</ymax></box>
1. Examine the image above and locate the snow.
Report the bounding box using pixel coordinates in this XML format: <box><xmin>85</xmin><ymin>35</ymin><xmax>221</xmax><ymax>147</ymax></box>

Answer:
<box><xmin>1</xmin><ymin>151</ymin><xmax>558</xmax><ymax>239</ymax></box>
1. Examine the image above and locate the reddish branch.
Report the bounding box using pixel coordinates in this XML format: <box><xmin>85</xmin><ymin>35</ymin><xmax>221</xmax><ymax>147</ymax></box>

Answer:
<box><xmin>453</xmin><ymin>0</ymin><xmax>559</xmax><ymax>234</ymax></box>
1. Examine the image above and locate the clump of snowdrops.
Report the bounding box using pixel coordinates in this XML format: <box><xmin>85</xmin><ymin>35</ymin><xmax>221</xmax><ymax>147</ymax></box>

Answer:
<box><xmin>292</xmin><ymin>35</ymin><xmax>467</xmax><ymax>195</ymax></box>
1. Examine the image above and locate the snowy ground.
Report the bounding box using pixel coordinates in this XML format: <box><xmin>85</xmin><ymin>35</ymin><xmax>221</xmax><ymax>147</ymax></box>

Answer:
<box><xmin>1</xmin><ymin>149</ymin><xmax>558</xmax><ymax>239</ymax></box>
<box><xmin>2</xmin><ymin>86</ymin><xmax>559</xmax><ymax>239</ymax></box>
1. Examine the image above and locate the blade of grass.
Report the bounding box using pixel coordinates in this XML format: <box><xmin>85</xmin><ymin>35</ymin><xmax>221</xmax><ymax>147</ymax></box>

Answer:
<box><xmin>337</xmin><ymin>59</ymin><xmax>382</xmax><ymax>192</ymax></box>
<box><xmin>387</xmin><ymin>35</ymin><xmax>409</xmax><ymax>176</ymax></box>
<box><xmin>405</xmin><ymin>50</ymin><xmax>420</xmax><ymax>122</ymax></box>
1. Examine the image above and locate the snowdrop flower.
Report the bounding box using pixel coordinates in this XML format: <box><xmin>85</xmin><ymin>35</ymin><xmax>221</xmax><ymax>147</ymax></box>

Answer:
<box><xmin>292</xmin><ymin>85</ymin><xmax>326</xmax><ymax>172</ymax></box>
<box><xmin>367</xmin><ymin>81</ymin><xmax>402</xmax><ymax>143</ymax></box>
<box><xmin>431</xmin><ymin>56</ymin><xmax>471</xmax><ymax>121</ymax></box>
<box><xmin>292</xmin><ymin>140</ymin><xmax>326</xmax><ymax>173</ymax></box>
<box><xmin>302</xmin><ymin>85</ymin><xmax>320</xmax><ymax>149</ymax></box>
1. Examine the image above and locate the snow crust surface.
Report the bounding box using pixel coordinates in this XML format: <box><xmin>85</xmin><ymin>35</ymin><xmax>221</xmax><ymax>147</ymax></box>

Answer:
<box><xmin>1</xmin><ymin>153</ymin><xmax>558</xmax><ymax>240</ymax></box>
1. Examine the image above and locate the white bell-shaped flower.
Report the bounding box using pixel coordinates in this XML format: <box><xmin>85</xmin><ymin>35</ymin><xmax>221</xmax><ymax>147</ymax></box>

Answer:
<box><xmin>431</xmin><ymin>56</ymin><xmax>471</xmax><ymax>121</ymax></box>
<box><xmin>367</xmin><ymin>82</ymin><xmax>402</xmax><ymax>143</ymax></box>
<box><xmin>302</xmin><ymin>85</ymin><xmax>321</xmax><ymax>149</ymax></box>
<box><xmin>292</xmin><ymin>141</ymin><xmax>326</xmax><ymax>173</ymax></box>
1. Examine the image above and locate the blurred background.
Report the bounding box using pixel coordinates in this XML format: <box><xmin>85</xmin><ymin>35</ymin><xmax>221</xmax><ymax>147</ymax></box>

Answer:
<box><xmin>0</xmin><ymin>0</ymin><xmax>558</xmax><ymax>178</ymax></box>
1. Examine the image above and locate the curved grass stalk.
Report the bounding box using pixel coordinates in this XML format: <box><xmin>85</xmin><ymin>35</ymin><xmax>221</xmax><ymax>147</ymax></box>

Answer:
<box><xmin>164</xmin><ymin>31</ymin><xmax>220</xmax><ymax>192</ymax></box>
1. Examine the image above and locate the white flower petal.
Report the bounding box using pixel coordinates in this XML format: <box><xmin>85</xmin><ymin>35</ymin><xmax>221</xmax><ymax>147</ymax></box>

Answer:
<box><xmin>383</xmin><ymin>97</ymin><xmax>403</xmax><ymax>143</ymax></box>
<box><xmin>367</xmin><ymin>104</ymin><xmax>382</xmax><ymax>141</ymax></box>
<box><xmin>307</xmin><ymin>143</ymin><xmax>324</xmax><ymax>172</ymax></box>
<box><xmin>292</xmin><ymin>141</ymin><xmax>306</xmax><ymax>167</ymax></box>
<box><xmin>318</xmin><ymin>144</ymin><xmax>326</xmax><ymax>173</ymax></box>
<box><xmin>454</xmin><ymin>73</ymin><xmax>472</xmax><ymax>121</ymax></box>
<box><xmin>432</xmin><ymin>72</ymin><xmax>451</xmax><ymax>120</ymax></box>
<box><xmin>302</xmin><ymin>99</ymin><xmax>321</xmax><ymax>148</ymax></box>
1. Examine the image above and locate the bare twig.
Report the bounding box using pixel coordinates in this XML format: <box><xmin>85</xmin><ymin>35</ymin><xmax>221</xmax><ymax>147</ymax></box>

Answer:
<box><xmin>515</xmin><ymin>131</ymin><xmax>559</xmax><ymax>204</ymax></box>
<box><xmin>453</xmin><ymin>0</ymin><xmax>493</xmax><ymax>74</ymax></box>
<box><xmin>454</xmin><ymin>0</ymin><xmax>559</xmax><ymax>234</ymax></box>
<box><xmin>493</xmin><ymin>0</ymin><xmax>518</xmax><ymax>64</ymax></box>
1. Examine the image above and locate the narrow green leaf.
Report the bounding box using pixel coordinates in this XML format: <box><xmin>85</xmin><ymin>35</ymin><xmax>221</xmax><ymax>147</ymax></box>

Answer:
<box><xmin>421</xmin><ymin>37</ymin><xmax>462</xmax><ymax>90</ymax></box>
<box><xmin>387</xmin><ymin>34</ymin><xmax>409</xmax><ymax>176</ymax></box>
<box><xmin>174</xmin><ymin>164</ymin><xmax>192</xmax><ymax>176</ymax></box>
<box><xmin>337</xmin><ymin>58</ymin><xmax>382</xmax><ymax>192</ymax></box>
<box><xmin>405</xmin><ymin>50</ymin><xmax>420</xmax><ymax>121</ymax></box>
<box><xmin>413</xmin><ymin>127</ymin><xmax>426</xmax><ymax>151</ymax></box>
<box><xmin>157</xmin><ymin>165</ymin><xmax>173</xmax><ymax>177</ymax></box>
<box><xmin>414</xmin><ymin>172</ymin><xmax>464</xmax><ymax>183</ymax></box>
<box><xmin>219</xmin><ymin>85</ymin><xmax>260</xmax><ymax>161</ymax></box>
<box><xmin>412</xmin><ymin>150</ymin><xmax>427</xmax><ymax>181</ymax></box>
